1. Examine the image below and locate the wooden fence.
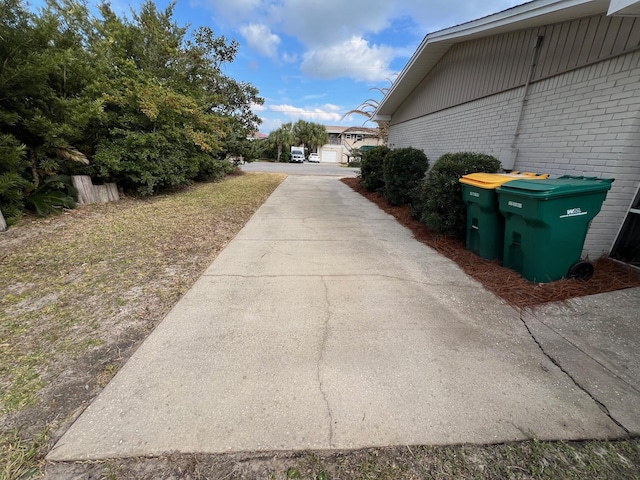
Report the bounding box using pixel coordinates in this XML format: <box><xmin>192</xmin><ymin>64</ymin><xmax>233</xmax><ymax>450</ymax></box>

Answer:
<box><xmin>72</xmin><ymin>175</ymin><xmax>119</xmax><ymax>205</ymax></box>
<box><xmin>0</xmin><ymin>176</ymin><xmax>118</xmax><ymax>232</ymax></box>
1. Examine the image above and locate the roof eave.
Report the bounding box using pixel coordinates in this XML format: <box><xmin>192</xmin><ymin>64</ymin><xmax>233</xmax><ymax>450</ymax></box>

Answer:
<box><xmin>375</xmin><ymin>0</ymin><xmax>611</xmax><ymax>117</ymax></box>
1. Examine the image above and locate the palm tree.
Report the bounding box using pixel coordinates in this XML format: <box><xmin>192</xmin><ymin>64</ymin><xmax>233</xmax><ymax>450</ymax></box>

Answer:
<box><xmin>341</xmin><ymin>80</ymin><xmax>395</xmax><ymax>145</ymax></box>
<box><xmin>308</xmin><ymin>122</ymin><xmax>328</xmax><ymax>154</ymax></box>
<box><xmin>292</xmin><ymin>119</ymin><xmax>311</xmax><ymax>155</ymax></box>
<box><xmin>269</xmin><ymin>122</ymin><xmax>294</xmax><ymax>162</ymax></box>
<box><xmin>292</xmin><ymin>120</ymin><xmax>328</xmax><ymax>156</ymax></box>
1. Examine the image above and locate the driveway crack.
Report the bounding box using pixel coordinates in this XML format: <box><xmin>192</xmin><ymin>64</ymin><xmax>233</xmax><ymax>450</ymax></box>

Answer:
<box><xmin>519</xmin><ymin>313</ymin><xmax>630</xmax><ymax>435</ymax></box>
<box><xmin>318</xmin><ymin>276</ymin><xmax>335</xmax><ymax>447</ymax></box>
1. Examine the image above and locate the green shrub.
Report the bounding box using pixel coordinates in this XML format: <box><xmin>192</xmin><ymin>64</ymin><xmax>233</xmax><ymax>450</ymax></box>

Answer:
<box><xmin>25</xmin><ymin>174</ymin><xmax>78</xmax><ymax>217</ymax></box>
<box><xmin>416</xmin><ymin>152</ymin><xmax>500</xmax><ymax>239</ymax></box>
<box><xmin>382</xmin><ymin>147</ymin><xmax>429</xmax><ymax>205</ymax></box>
<box><xmin>93</xmin><ymin>131</ymin><xmax>204</xmax><ymax>195</ymax></box>
<box><xmin>360</xmin><ymin>146</ymin><xmax>389</xmax><ymax>192</ymax></box>
<box><xmin>196</xmin><ymin>155</ymin><xmax>234</xmax><ymax>182</ymax></box>
<box><xmin>0</xmin><ymin>135</ymin><xmax>31</xmax><ymax>225</ymax></box>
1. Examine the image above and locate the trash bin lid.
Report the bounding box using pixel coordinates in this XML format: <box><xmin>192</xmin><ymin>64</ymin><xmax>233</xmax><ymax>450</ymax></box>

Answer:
<box><xmin>497</xmin><ymin>177</ymin><xmax>614</xmax><ymax>198</ymax></box>
<box><xmin>460</xmin><ymin>172</ymin><xmax>549</xmax><ymax>189</ymax></box>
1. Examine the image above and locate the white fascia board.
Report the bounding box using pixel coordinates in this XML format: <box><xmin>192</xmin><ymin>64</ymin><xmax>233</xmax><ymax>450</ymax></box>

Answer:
<box><xmin>608</xmin><ymin>0</ymin><xmax>640</xmax><ymax>15</ymax></box>
<box><xmin>375</xmin><ymin>0</ymin><xmax>609</xmax><ymax>117</ymax></box>
<box><xmin>432</xmin><ymin>0</ymin><xmax>607</xmax><ymax>42</ymax></box>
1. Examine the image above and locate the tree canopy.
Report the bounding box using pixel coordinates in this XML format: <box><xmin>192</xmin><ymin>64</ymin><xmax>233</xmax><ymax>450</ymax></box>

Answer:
<box><xmin>267</xmin><ymin>120</ymin><xmax>328</xmax><ymax>163</ymax></box>
<box><xmin>0</xmin><ymin>0</ymin><xmax>262</xmax><ymax>223</ymax></box>
<box><xmin>292</xmin><ymin>120</ymin><xmax>328</xmax><ymax>155</ymax></box>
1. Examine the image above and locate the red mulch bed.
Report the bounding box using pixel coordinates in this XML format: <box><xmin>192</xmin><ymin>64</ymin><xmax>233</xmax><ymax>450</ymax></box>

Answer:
<box><xmin>341</xmin><ymin>177</ymin><xmax>640</xmax><ymax>309</ymax></box>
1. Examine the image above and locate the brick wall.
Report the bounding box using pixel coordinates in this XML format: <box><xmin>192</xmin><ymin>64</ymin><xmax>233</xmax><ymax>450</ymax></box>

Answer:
<box><xmin>388</xmin><ymin>50</ymin><xmax>640</xmax><ymax>258</ymax></box>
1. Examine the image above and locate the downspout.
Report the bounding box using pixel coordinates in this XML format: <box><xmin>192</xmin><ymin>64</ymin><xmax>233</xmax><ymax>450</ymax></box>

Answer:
<box><xmin>501</xmin><ymin>34</ymin><xmax>544</xmax><ymax>170</ymax></box>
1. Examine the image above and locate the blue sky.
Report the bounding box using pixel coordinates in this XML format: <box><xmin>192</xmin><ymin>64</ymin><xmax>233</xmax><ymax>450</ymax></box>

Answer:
<box><xmin>50</xmin><ymin>0</ymin><xmax>526</xmax><ymax>133</ymax></box>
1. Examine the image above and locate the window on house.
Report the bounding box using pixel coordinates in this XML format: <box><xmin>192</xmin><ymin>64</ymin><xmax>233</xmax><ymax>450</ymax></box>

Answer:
<box><xmin>611</xmin><ymin>185</ymin><xmax>640</xmax><ymax>267</ymax></box>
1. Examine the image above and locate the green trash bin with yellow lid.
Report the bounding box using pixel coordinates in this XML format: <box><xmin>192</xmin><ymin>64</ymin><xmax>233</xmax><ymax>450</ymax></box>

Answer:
<box><xmin>459</xmin><ymin>172</ymin><xmax>549</xmax><ymax>260</ymax></box>
<box><xmin>497</xmin><ymin>175</ymin><xmax>614</xmax><ymax>282</ymax></box>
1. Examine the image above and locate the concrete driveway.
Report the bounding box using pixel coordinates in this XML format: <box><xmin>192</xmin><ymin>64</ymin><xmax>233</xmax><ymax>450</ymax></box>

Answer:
<box><xmin>48</xmin><ymin>175</ymin><xmax>632</xmax><ymax>461</ymax></box>
<box><xmin>241</xmin><ymin>160</ymin><xmax>359</xmax><ymax>176</ymax></box>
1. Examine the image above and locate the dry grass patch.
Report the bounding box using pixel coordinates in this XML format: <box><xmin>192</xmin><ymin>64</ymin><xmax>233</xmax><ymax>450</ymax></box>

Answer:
<box><xmin>0</xmin><ymin>172</ymin><xmax>285</xmax><ymax>477</ymax></box>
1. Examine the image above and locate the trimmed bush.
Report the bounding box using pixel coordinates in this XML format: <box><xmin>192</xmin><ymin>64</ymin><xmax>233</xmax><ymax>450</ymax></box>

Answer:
<box><xmin>416</xmin><ymin>152</ymin><xmax>500</xmax><ymax>239</ymax></box>
<box><xmin>360</xmin><ymin>146</ymin><xmax>390</xmax><ymax>192</ymax></box>
<box><xmin>382</xmin><ymin>147</ymin><xmax>429</xmax><ymax>206</ymax></box>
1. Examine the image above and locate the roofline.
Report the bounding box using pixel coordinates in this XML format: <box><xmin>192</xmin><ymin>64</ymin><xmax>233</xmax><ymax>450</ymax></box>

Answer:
<box><xmin>324</xmin><ymin>125</ymin><xmax>379</xmax><ymax>135</ymax></box>
<box><xmin>374</xmin><ymin>0</ymin><xmax>612</xmax><ymax>119</ymax></box>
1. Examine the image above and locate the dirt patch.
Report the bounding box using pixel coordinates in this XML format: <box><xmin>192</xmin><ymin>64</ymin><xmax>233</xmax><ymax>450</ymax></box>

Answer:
<box><xmin>340</xmin><ymin>176</ymin><xmax>640</xmax><ymax>308</ymax></box>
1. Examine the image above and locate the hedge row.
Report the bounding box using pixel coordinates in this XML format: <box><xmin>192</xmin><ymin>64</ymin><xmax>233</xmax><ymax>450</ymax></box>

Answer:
<box><xmin>360</xmin><ymin>148</ymin><xmax>500</xmax><ymax>239</ymax></box>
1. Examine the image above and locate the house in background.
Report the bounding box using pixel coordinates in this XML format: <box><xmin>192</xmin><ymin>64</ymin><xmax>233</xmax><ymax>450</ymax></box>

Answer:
<box><xmin>319</xmin><ymin>126</ymin><xmax>382</xmax><ymax>164</ymax></box>
<box><xmin>374</xmin><ymin>0</ymin><xmax>640</xmax><ymax>265</ymax></box>
<box><xmin>248</xmin><ymin>132</ymin><xmax>268</xmax><ymax>140</ymax></box>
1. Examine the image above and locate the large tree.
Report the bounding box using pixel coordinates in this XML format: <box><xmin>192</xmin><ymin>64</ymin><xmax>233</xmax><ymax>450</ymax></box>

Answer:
<box><xmin>308</xmin><ymin>122</ymin><xmax>329</xmax><ymax>153</ymax></box>
<box><xmin>0</xmin><ymin>0</ymin><xmax>97</xmax><ymax>221</ymax></box>
<box><xmin>0</xmin><ymin>0</ymin><xmax>97</xmax><ymax>182</ymax></box>
<box><xmin>86</xmin><ymin>1</ymin><xmax>256</xmax><ymax>193</ymax></box>
<box><xmin>0</xmin><ymin>0</ymin><xmax>263</xmax><ymax>223</ymax></box>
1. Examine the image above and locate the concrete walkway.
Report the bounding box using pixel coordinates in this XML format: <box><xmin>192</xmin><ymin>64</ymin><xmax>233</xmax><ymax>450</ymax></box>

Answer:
<box><xmin>48</xmin><ymin>175</ymin><xmax>634</xmax><ymax>461</ymax></box>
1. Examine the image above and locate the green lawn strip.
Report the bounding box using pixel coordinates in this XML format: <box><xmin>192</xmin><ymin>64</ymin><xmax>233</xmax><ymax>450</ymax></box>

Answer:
<box><xmin>0</xmin><ymin>429</ymin><xmax>48</xmax><ymax>480</ymax></box>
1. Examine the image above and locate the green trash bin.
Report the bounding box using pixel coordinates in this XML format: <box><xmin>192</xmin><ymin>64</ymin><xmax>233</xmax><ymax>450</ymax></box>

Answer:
<box><xmin>460</xmin><ymin>172</ymin><xmax>548</xmax><ymax>260</ymax></box>
<box><xmin>497</xmin><ymin>175</ymin><xmax>614</xmax><ymax>282</ymax></box>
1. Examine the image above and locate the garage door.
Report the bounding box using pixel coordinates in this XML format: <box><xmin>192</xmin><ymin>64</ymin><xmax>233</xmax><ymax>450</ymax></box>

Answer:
<box><xmin>322</xmin><ymin>150</ymin><xmax>337</xmax><ymax>163</ymax></box>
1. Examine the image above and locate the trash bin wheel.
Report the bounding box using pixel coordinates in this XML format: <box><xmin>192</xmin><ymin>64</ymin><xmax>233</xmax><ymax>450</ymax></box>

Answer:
<box><xmin>567</xmin><ymin>261</ymin><xmax>594</xmax><ymax>280</ymax></box>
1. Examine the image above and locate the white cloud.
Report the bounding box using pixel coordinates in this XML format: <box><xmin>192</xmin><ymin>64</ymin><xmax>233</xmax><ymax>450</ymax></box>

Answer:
<box><xmin>281</xmin><ymin>52</ymin><xmax>298</xmax><ymax>64</ymax></box>
<box><xmin>240</xmin><ymin>23</ymin><xmax>281</xmax><ymax>59</ymax></box>
<box><xmin>269</xmin><ymin>104</ymin><xmax>343</xmax><ymax>122</ymax></box>
<box><xmin>301</xmin><ymin>36</ymin><xmax>394</xmax><ymax>82</ymax></box>
<box><xmin>257</xmin><ymin>117</ymin><xmax>283</xmax><ymax>133</ymax></box>
<box><xmin>199</xmin><ymin>0</ymin><xmax>523</xmax><ymax>42</ymax></box>
<box><xmin>267</xmin><ymin>0</ymin><xmax>393</xmax><ymax>48</ymax></box>
<box><xmin>197</xmin><ymin>0</ymin><xmax>523</xmax><ymax>83</ymax></box>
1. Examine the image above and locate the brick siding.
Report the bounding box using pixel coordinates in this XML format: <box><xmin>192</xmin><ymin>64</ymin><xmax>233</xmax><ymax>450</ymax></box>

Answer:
<box><xmin>389</xmin><ymin>50</ymin><xmax>640</xmax><ymax>258</ymax></box>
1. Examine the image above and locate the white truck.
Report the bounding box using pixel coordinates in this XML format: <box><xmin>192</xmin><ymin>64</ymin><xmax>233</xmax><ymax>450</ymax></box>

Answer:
<box><xmin>290</xmin><ymin>146</ymin><xmax>305</xmax><ymax>163</ymax></box>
